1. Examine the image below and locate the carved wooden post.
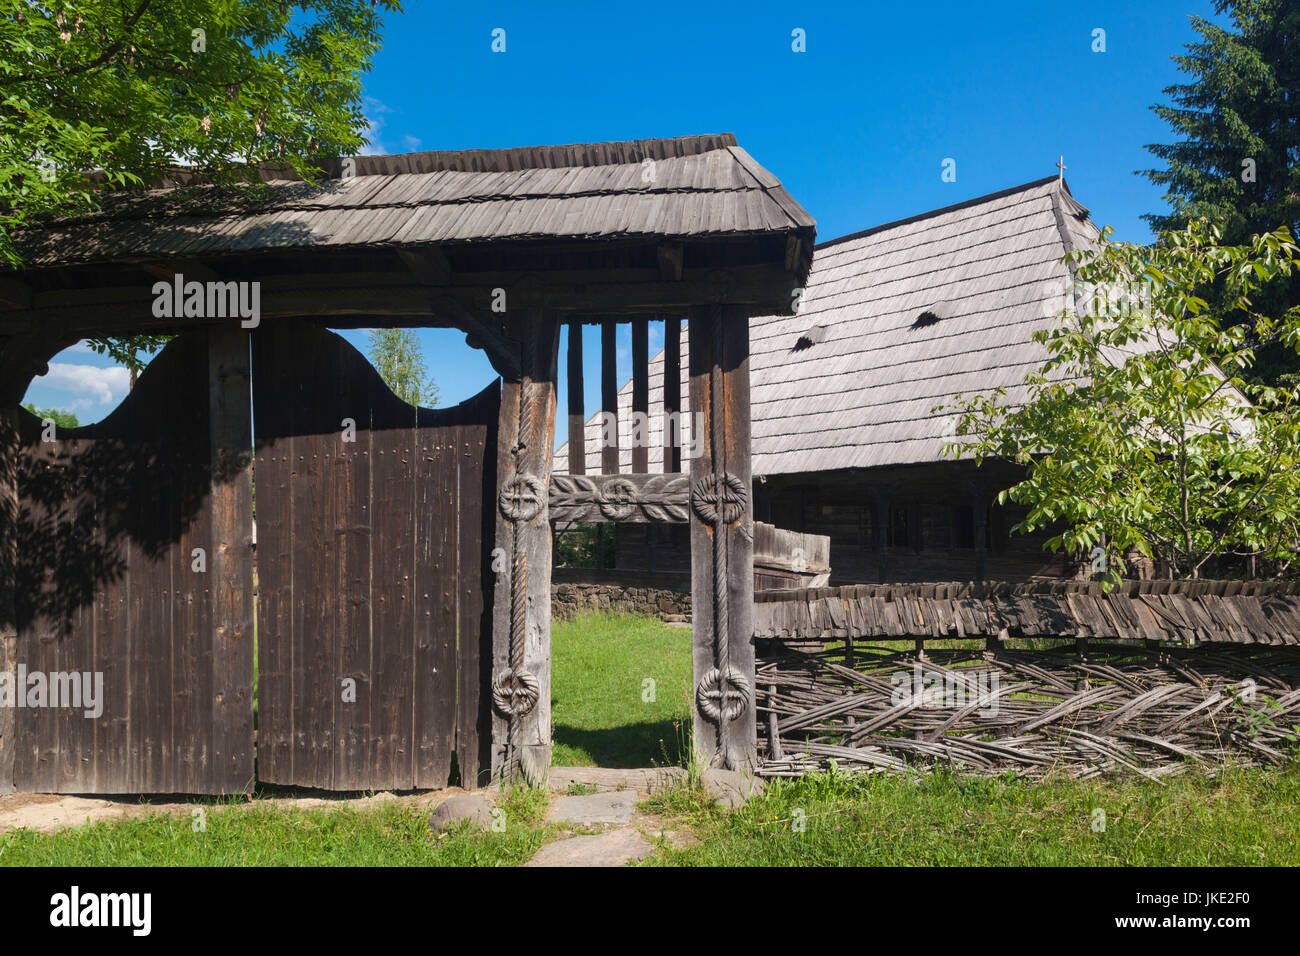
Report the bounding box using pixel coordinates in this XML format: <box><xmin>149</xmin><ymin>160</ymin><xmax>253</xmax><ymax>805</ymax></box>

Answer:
<box><xmin>687</xmin><ymin>304</ymin><xmax>756</xmax><ymax>771</ymax></box>
<box><xmin>490</xmin><ymin>311</ymin><xmax>560</xmax><ymax>785</ymax></box>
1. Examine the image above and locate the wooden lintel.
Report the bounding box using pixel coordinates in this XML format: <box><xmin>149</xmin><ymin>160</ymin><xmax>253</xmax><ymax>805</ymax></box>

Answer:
<box><xmin>141</xmin><ymin>259</ymin><xmax>220</xmax><ymax>283</ymax></box>
<box><xmin>397</xmin><ymin>247</ymin><xmax>452</xmax><ymax>285</ymax></box>
<box><xmin>0</xmin><ymin>269</ymin><xmax>801</xmax><ymax>337</ymax></box>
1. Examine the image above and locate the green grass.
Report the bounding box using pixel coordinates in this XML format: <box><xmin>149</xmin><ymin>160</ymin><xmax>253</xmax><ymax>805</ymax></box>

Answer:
<box><xmin>550</xmin><ymin>611</ymin><xmax>692</xmax><ymax>768</ymax></box>
<box><xmin>0</xmin><ymin>786</ymin><xmax>549</xmax><ymax>867</ymax></box>
<box><xmin>4</xmin><ymin>610</ymin><xmax>1298</xmax><ymax>866</ymax></box>
<box><xmin>641</xmin><ymin>763</ymin><xmax>1300</xmax><ymax>866</ymax></box>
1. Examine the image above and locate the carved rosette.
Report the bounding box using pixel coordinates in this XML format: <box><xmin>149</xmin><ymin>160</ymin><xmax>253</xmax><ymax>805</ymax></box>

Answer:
<box><xmin>690</xmin><ymin>471</ymin><xmax>747</xmax><ymax>526</ymax></box>
<box><xmin>692</xmin><ymin>469</ymin><xmax>751</xmax><ymax>729</ymax></box>
<box><xmin>499</xmin><ymin>472</ymin><xmax>545</xmax><ymax>522</ymax></box>
<box><xmin>695</xmin><ymin>666</ymin><xmax>751</xmax><ymax>724</ymax></box>
<box><xmin>492</xmin><ymin>668</ymin><xmax>540</xmax><ymax>717</ymax></box>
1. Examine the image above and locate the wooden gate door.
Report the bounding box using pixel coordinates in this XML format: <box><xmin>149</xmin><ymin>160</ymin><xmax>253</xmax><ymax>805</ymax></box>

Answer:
<box><xmin>12</xmin><ymin>328</ymin><xmax>255</xmax><ymax>793</ymax></box>
<box><xmin>252</xmin><ymin>320</ymin><xmax>496</xmax><ymax>791</ymax></box>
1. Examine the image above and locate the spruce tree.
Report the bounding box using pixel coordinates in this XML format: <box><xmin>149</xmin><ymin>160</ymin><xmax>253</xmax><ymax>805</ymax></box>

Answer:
<box><xmin>1140</xmin><ymin>0</ymin><xmax>1300</xmax><ymax>385</ymax></box>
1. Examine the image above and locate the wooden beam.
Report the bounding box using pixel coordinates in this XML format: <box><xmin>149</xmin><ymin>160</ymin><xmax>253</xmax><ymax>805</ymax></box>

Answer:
<box><xmin>0</xmin><ymin>278</ymin><xmax>33</xmax><ymax>311</ymax></box>
<box><xmin>549</xmin><ymin>472</ymin><xmax>689</xmax><ymax>525</ymax></box>
<box><xmin>663</xmin><ymin>316</ymin><xmax>681</xmax><ymax>473</ymax></box>
<box><xmin>687</xmin><ymin>303</ymin><xmax>756</xmax><ymax>772</ymax></box>
<box><xmin>0</xmin><ymin>269</ymin><xmax>802</xmax><ymax>337</ymax></box>
<box><xmin>784</xmin><ymin>235</ymin><xmax>803</xmax><ymax>272</ymax></box>
<box><xmin>398</xmin><ymin>247</ymin><xmax>452</xmax><ymax>285</ymax></box>
<box><xmin>631</xmin><ymin>317</ymin><xmax>649</xmax><ymax>473</ymax></box>
<box><xmin>206</xmin><ymin>326</ymin><xmax>256</xmax><ymax>793</ymax></box>
<box><xmin>489</xmin><ymin>312</ymin><xmax>560</xmax><ymax>786</ymax></box>
<box><xmin>141</xmin><ymin>259</ymin><xmax>220</xmax><ymax>283</ymax></box>
<box><xmin>566</xmin><ymin>319</ymin><xmax>585</xmax><ymax>476</ymax></box>
<box><xmin>601</xmin><ymin>319</ymin><xmax>619</xmax><ymax>475</ymax></box>
<box><xmin>657</xmin><ymin>242</ymin><xmax>684</xmax><ymax>281</ymax></box>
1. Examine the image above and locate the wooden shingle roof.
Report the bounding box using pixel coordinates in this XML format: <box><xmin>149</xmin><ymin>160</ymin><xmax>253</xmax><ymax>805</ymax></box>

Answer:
<box><xmin>14</xmin><ymin>133</ymin><xmax>815</xmax><ymax>272</ymax></box>
<box><xmin>555</xmin><ymin>175</ymin><xmax>1096</xmax><ymax>476</ymax></box>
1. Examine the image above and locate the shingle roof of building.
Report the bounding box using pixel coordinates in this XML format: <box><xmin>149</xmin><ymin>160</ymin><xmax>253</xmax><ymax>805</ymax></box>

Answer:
<box><xmin>555</xmin><ymin>175</ymin><xmax>1098</xmax><ymax>476</ymax></box>
<box><xmin>14</xmin><ymin>133</ymin><xmax>815</xmax><ymax>271</ymax></box>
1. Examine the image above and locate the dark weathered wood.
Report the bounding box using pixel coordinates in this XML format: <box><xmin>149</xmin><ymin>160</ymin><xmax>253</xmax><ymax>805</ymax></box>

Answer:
<box><xmin>0</xmin><ymin>407</ymin><xmax>16</xmax><ymax>793</ymax></box>
<box><xmin>490</xmin><ymin>312</ymin><xmax>561</xmax><ymax>785</ymax></box>
<box><xmin>455</xmin><ymin>396</ymin><xmax>496</xmax><ymax>788</ymax></box>
<box><xmin>688</xmin><ymin>304</ymin><xmax>756</xmax><ymax>772</ymax></box>
<box><xmin>567</xmin><ymin>319</ymin><xmax>585</xmax><ymax>476</ymax></box>
<box><xmin>663</xmin><ymin>316</ymin><xmax>681</xmax><ymax>473</ymax></box>
<box><xmin>207</xmin><ymin>326</ymin><xmax>255</xmax><ymax>793</ymax></box>
<box><xmin>601</xmin><ymin>319</ymin><xmax>619</xmax><ymax>475</ymax></box>
<box><xmin>254</xmin><ymin>319</ymin><xmax>497</xmax><ymax>791</ymax></box>
<box><xmin>632</xmin><ymin>317</ymin><xmax>649</xmax><ymax>473</ymax></box>
<box><xmin>972</xmin><ymin>487</ymin><xmax>989</xmax><ymax>581</ymax></box>
<box><xmin>875</xmin><ymin>493</ymin><xmax>891</xmax><ymax>584</ymax></box>
<box><xmin>549</xmin><ymin>472</ymin><xmax>690</xmax><ymax>525</ymax></box>
<box><xmin>12</xmin><ymin>332</ymin><xmax>251</xmax><ymax>793</ymax></box>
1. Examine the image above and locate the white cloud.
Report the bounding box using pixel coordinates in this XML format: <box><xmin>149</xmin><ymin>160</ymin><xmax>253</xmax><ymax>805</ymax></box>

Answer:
<box><xmin>35</xmin><ymin>362</ymin><xmax>131</xmax><ymax>407</ymax></box>
<box><xmin>402</xmin><ymin>134</ymin><xmax>422</xmax><ymax>152</ymax></box>
<box><xmin>359</xmin><ymin>96</ymin><xmax>393</xmax><ymax>156</ymax></box>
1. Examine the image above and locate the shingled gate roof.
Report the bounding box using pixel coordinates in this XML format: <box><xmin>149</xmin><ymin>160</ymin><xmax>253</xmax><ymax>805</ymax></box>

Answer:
<box><xmin>555</xmin><ymin>175</ymin><xmax>1098</xmax><ymax>476</ymax></box>
<box><xmin>13</xmin><ymin>133</ymin><xmax>815</xmax><ymax>274</ymax></box>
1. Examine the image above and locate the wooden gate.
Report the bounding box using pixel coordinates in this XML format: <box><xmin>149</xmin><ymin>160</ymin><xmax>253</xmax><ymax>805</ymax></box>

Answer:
<box><xmin>13</xmin><ymin>329</ymin><xmax>254</xmax><ymax>793</ymax></box>
<box><xmin>252</xmin><ymin>320</ymin><xmax>496</xmax><ymax>791</ymax></box>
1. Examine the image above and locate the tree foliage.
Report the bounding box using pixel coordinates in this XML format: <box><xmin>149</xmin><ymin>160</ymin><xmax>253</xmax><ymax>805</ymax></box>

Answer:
<box><xmin>22</xmin><ymin>401</ymin><xmax>78</xmax><ymax>428</ymax></box>
<box><xmin>365</xmin><ymin>328</ymin><xmax>438</xmax><ymax>408</ymax></box>
<box><xmin>1</xmin><ymin>0</ymin><xmax>402</xmax><ymax>372</ymax></box>
<box><xmin>943</xmin><ymin>220</ymin><xmax>1300</xmax><ymax>586</ymax></box>
<box><xmin>1139</xmin><ymin>0</ymin><xmax>1300</xmax><ymax>385</ymax></box>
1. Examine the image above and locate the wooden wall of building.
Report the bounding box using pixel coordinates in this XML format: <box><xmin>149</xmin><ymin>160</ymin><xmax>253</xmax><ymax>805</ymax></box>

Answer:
<box><xmin>612</xmin><ymin>462</ymin><xmax>1072</xmax><ymax>584</ymax></box>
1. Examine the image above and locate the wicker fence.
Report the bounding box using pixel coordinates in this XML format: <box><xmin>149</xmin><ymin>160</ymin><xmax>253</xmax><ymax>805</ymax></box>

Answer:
<box><xmin>753</xmin><ymin>580</ymin><xmax>1300</xmax><ymax>780</ymax></box>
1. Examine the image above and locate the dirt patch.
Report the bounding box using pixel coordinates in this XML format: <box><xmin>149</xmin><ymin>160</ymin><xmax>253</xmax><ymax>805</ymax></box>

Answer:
<box><xmin>0</xmin><ymin>787</ymin><xmax>471</xmax><ymax>837</ymax></box>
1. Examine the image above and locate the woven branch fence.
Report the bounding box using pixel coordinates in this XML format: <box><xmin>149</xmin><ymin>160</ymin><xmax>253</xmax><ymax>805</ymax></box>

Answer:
<box><xmin>756</xmin><ymin>641</ymin><xmax>1300</xmax><ymax>782</ymax></box>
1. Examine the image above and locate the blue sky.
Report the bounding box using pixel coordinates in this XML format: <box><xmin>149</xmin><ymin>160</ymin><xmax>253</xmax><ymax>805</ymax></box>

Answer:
<box><xmin>25</xmin><ymin>0</ymin><xmax>1221</xmax><ymax>421</ymax></box>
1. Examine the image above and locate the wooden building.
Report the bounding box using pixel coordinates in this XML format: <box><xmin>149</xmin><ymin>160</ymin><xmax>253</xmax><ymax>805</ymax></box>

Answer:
<box><xmin>0</xmin><ymin>133</ymin><xmax>814</xmax><ymax>792</ymax></box>
<box><xmin>556</xmin><ymin>175</ymin><xmax>1100</xmax><ymax>583</ymax></box>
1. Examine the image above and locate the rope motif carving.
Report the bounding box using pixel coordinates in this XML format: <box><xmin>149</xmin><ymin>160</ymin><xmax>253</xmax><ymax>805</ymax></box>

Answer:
<box><xmin>501</xmin><ymin>334</ymin><xmax>540</xmax><ymax>777</ymax></box>
<box><xmin>692</xmin><ymin>469</ymin><xmax>750</xmax><ymax>753</ymax></box>
<box><xmin>690</xmin><ymin>472</ymin><xmax>747</xmax><ymax>525</ymax></box>
<box><xmin>596</xmin><ymin>477</ymin><xmax>638</xmax><ymax>521</ymax></box>
<box><xmin>695</xmin><ymin>665</ymin><xmax>752</xmax><ymax>723</ymax></box>
<box><xmin>499</xmin><ymin>473</ymin><xmax>545</xmax><ymax>523</ymax></box>
<box><xmin>493</xmin><ymin>668</ymin><xmax>540</xmax><ymax>717</ymax></box>
<box><xmin>494</xmin><ymin>548</ymin><xmax>537</xmax><ymax>720</ymax></box>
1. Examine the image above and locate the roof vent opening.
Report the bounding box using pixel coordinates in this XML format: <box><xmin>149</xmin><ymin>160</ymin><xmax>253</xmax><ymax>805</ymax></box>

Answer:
<box><xmin>909</xmin><ymin>304</ymin><xmax>951</xmax><ymax>335</ymax></box>
<box><xmin>793</xmin><ymin>322</ymin><xmax>826</xmax><ymax>352</ymax></box>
